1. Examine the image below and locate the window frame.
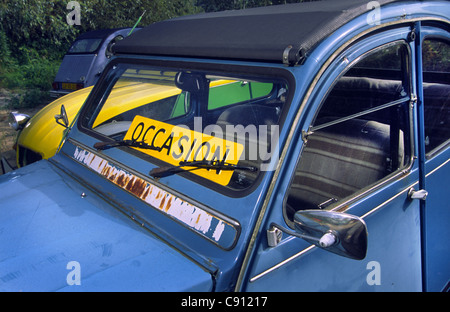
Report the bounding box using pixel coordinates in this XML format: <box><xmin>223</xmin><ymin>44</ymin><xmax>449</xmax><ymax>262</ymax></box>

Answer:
<box><xmin>283</xmin><ymin>40</ymin><xmax>415</xmax><ymax>226</ymax></box>
<box><xmin>77</xmin><ymin>57</ymin><xmax>295</xmax><ymax>197</ymax></box>
<box><xmin>421</xmin><ymin>35</ymin><xmax>450</xmax><ymax>158</ymax></box>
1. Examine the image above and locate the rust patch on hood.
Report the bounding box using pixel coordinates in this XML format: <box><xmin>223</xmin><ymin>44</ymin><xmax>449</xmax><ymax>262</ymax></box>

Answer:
<box><xmin>72</xmin><ymin>146</ymin><xmax>239</xmax><ymax>248</ymax></box>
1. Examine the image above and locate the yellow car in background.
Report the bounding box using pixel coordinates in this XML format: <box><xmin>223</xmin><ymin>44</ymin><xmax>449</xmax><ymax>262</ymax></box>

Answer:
<box><xmin>10</xmin><ymin>79</ymin><xmax>184</xmax><ymax>168</ymax></box>
<box><xmin>10</xmin><ymin>86</ymin><xmax>93</xmax><ymax>168</ymax></box>
<box><xmin>9</xmin><ymin>72</ymin><xmax>260</xmax><ymax>168</ymax></box>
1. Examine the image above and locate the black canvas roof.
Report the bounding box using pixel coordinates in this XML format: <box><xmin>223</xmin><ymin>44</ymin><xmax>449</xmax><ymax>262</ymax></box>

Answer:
<box><xmin>76</xmin><ymin>28</ymin><xmax>132</xmax><ymax>40</ymax></box>
<box><xmin>113</xmin><ymin>0</ymin><xmax>406</xmax><ymax>65</ymax></box>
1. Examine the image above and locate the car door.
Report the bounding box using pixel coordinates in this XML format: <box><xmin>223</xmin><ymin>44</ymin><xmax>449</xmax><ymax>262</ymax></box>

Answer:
<box><xmin>240</xmin><ymin>29</ymin><xmax>424</xmax><ymax>291</ymax></box>
<box><xmin>419</xmin><ymin>28</ymin><xmax>450</xmax><ymax>292</ymax></box>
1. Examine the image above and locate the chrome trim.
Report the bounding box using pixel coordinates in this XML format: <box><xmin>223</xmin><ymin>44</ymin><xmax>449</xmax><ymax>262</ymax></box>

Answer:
<box><xmin>361</xmin><ymin>183</ymin><xmax>416</xmax><ymax>219</ymax></box>
<box><xmin>330</xmin><ymin>164</ymin><xmax>414</xmax><ymax>213</ymax></box>
<box><xmin>9</xmin><ymin>112</ymin><xmax>30</xmax><ymax>131</ymax></box>
<box><xmin>425</xmin><ymin>157</ymin><xmax>450</xmax><ymax>177</ymax></box>
<box><xmin>426</xmin><ymin>139</ymin><xmax>450</xmax><ymax>159</ymax></box>
<box><xmin>249</xmin><ymin>245</ymin><xmax>315</xmax><ymax>283</ymax></box>
<box><xmin>310</xmin><ymin>97</ymin><xmax>410</xmax><ymax>133</ymax></box>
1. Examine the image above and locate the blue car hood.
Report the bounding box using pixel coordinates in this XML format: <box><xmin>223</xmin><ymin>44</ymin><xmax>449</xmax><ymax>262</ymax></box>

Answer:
<box><xmin>0</xmin><ymin>161</ymin><xmax>213</xmax><ymax>292</ymax></box>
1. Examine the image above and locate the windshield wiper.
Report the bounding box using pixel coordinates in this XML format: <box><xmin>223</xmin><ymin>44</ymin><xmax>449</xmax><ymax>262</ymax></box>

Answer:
<box><xmin>94</xmin><ymin>139</ymin><xmax>160</xmax><ymax>151</ymax></box>
<box><xmin>149</xmin><ymin>160</ymin><xmax>258</xmax><ymax>178</ymax></box>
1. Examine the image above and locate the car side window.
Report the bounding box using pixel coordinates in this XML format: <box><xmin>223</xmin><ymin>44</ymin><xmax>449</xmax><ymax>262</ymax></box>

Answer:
<box><xmin>284</xmin><ymin>43</ymin><xmax>411</xmax><ymax>223</ymax></box>
<box><xmin>422</xmin><ymin>38</ymin><xmax>450</xmax><ymax>155</ymax></box>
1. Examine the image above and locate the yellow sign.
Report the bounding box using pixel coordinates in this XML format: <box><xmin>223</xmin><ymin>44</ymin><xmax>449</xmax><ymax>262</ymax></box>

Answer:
<box><xmin>62</xmin><ymin>83</ymin><xmax>78</xmax><ymax>90</ymax></box>
<box><xmin>123</xmin><ymin>115</ymin><xmax>244</xmax><ymax>185</ymax></box>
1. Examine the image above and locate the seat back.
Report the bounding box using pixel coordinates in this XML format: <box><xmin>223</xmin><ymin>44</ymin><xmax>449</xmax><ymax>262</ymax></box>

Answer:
<box><xmin>423</xmin><ymin>82</ymin><xmax>450</xmax><ymax>152</ymax></box>
<box><xmin>287</xmin><ymin>119</ymin><xmax>394</xmax><ymax>214</ymax></box>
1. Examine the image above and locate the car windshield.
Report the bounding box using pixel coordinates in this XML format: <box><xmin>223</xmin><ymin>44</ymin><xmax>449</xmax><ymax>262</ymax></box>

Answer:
<box><xmin>82</xmin><ymin>61</ymin><xmax>289</xmax><ymax>190</ymax></box>
<box><xmin>68</xmin><ymin>38</ymin><xmax>103</xmax><ymax>54</ymax></box>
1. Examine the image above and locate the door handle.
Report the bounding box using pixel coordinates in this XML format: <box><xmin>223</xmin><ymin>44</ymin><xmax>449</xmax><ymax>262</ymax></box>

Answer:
<box><xmin>408</xmin><ymin>188</ymin><xmax>428</xmax><ymax>200</ymax></box>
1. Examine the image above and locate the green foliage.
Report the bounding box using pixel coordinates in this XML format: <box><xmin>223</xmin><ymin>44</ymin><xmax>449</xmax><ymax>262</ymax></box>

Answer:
<box><xmin>423</xmin><ymin>40</ymin><xmax>450</xmax><ymax>72</ymax></box>
<box><xmin>0</xmin><ymin>0</ymin><xmax>79</xmax><ymax>62</ymax></box>
<box><xmin>0</xmin><ymin>57</ymin><xmax>60</xmax><ymax>90</ymax></box>
<box><xmin>0</xmin><ymin>30</ymin><xmax>10</xmax><ymax>62</ymax></box>
<box><xmin>196</xmin><ymin>0</ymin><xmax>307</xmax><ymax>12</ymax></box>
<box><xmin>0</xmin><ymin>0</ymin><xmax>75</xmax><ymax>105</ymax></box>
<box><xmin>0</xmin><ymin>0</ymin><xmax>307</xmax><ymax>108</ymax></box>
<box><xmin>80</xmin><ymin>0</ymin><xmax>203</xmax><ymax>30</ymax></box>
<box><xmin>6</xmin><ymin>89</ymin><xmax>52</xmax><ymax>110</ymax></box>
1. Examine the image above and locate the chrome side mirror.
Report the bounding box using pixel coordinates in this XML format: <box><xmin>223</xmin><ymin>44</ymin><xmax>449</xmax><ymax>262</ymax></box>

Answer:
<box><xmin>294</xmin><ymin>210</ymin><xmax>368</xmax><ymax>260</ymax></box>
<box><xmin>55</xmin><ymin>105</ymin><xmax>69</xmax><ymax>128</ymax></box>
<box><xmin>9</xmin><ymin>112</ymin><xmax>30</xmax><ymax>131</ymax></box>
<box><xmin>268</xmin><ymin>210</ymin><xmax>368</xmax><ymax>260</ymax></box>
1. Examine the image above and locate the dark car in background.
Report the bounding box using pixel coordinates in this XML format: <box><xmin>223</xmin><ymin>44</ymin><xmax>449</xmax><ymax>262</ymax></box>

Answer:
<box><xmin>50</xmin><ymin>28</ymin><xmax>139</xmax><ymax>97</ymax></box>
